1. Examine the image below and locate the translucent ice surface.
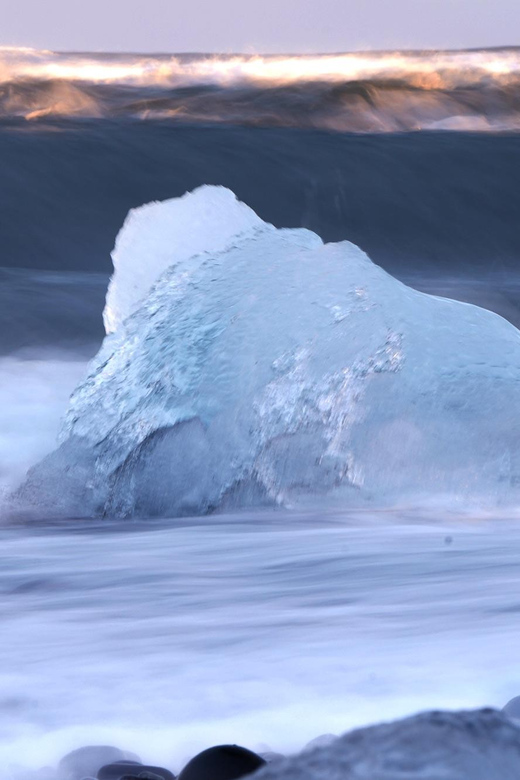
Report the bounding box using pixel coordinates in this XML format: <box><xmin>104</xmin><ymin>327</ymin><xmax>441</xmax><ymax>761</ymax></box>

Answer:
<box><xmin>104</xmin><ymin>186</ymin><xmax>263</xmax><ymax>334</ymax></box>
<box><xmin>17</xmin><ymin>186</ymin><xmax>520</xmax><ymax>518</ymax></box>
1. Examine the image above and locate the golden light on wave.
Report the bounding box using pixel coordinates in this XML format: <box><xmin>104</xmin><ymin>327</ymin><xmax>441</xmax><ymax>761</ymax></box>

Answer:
<box><xmin>1</xmin><ymin>47</ymin><xmax>520</xmax><ymax>88</ymax></box>
<box><xmin>34</xmin><ymin>62</ymin><xmax>152</xmax><ymax>83</ymax></box>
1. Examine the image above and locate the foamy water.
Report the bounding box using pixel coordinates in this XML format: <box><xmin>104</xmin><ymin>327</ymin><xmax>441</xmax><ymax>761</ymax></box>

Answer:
<box><xmin>1</xmin><ymin>513</ymin><xmax>519</xmax><ymax>776</ymax></box>
<box><xmin>0</xmin><ymin>354</ymin><xmax>88</xmax><ymax>496</ymax></box>
<box><xmin>2</xmin><ymin>46</ymin><xmax>520</xmax><ymax>87</ymax></box>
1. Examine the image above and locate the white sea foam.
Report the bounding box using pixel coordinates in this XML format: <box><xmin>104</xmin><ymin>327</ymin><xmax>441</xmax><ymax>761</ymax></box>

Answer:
<box><xmin>1</xmin><ymin>46</ymin><xmax>520</xmax><ymax>89</ymax></box>
<box><xmin>0</xmin><ymin>516</ymin><xmax>519</xmax><ymax>776</ymax></box>
<box><xmin>0</xmin><ymin>354</ymin><xmax>87</xmax><ymax>498</ymax></box>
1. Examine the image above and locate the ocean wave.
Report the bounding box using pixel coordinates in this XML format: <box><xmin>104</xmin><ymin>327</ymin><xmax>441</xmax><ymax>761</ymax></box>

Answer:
<box><xmin>2</xmin><ymin>46</ymin><xmax>520</xmax><ymax>131</ymax></box>
<box><xmin>2</xmin><ymin>46</ymin><xmax>520</xmax><ymax>88</ymax></box>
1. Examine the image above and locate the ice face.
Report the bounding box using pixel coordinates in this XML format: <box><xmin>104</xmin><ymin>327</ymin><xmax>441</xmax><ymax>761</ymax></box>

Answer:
<box><xmin>16</xmin><ymin>186</ymin><xmax>520</xmax><ymax>518</ymax></box>
<box><xmin>103</xmin><ymin>185</ymin><xmax>263</xmax><ymax>334</ymax></box>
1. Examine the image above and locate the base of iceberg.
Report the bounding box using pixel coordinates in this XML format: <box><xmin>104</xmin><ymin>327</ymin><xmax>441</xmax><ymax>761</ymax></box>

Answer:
<box><xmin>15</xmin><ymin>186</ymin><xmax>520</xmax><ymax>518</ymax></box>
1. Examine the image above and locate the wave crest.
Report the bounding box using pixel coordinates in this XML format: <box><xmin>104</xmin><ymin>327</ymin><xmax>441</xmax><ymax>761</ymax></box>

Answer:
<box><xmin>2</xmin><ymin>46</ymin><xmax>520</xmax><ymax>131</ymax></box>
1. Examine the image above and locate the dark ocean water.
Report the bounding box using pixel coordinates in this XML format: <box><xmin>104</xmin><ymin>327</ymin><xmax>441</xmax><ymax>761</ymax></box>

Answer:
<box><xmin>2</xmin><ymin>123</ymin><xmax>520</xmax><ymax>275</ymax></box>
<box><xmin>1</xmin><ymin>123</ymin><xmax>520</xmax><ymax>355</ymax></box>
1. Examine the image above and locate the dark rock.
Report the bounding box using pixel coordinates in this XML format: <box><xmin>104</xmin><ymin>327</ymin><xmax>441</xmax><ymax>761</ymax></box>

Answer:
<box><xmin>178</xmin><ymin>745</ymin><xmax>266</xmax><ymax>780</ymax></box>
<box><xmin>254</xmin><ymin>709</ymin><xmax>520</xmax><ymax>780</ymax></box>
<box><xmin>503</xmin><ymin>696</ymin><xmax>520</xmax><ymax>719</ymax></box>
<box><xmin>119</xmin><ymin>774</ymin><xmax>165</xmax><ymax>780</ymax></box>
<box><xmin>98</xmin><ymin>763</ymin><xmax>174</xmax><ymax>780</ymax></box>
<box><xmin>58</xmin><ymin>747</ymin><xmax>140</xmax><ymax>780</ymax></box>
<box><xmin>119</xmin><ymin>774</ymin><xmax>163</xmax><ymax>780</ymax></box>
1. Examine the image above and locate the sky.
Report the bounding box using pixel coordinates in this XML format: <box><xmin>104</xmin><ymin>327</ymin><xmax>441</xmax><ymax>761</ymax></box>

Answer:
<box><xmin>2</xmin><ymin>0</ymin><xmax>519</xmax><ymax>53</ymax></box>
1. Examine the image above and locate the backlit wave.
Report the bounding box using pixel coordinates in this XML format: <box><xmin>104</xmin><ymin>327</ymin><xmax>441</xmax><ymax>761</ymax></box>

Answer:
<box><xmin>2</xmin><ymin>46</ymin><xmax>520</xmax><ymax>131</ymax></box>
<box><xmin>2</xmin><ymin>46</ymin><xmax>520</xmax><ymax>87</ymax></box>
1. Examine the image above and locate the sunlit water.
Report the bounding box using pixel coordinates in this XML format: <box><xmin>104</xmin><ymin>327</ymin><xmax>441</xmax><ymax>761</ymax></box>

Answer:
<box><xmin>1</xmin><ymin>512</ymin><xmax>519</xmax><ymax>775</ymax></box>
<box><xmin>3</xmin><ymin>46</ymin><xmax>520</xmax><ymax>130</ymax></box>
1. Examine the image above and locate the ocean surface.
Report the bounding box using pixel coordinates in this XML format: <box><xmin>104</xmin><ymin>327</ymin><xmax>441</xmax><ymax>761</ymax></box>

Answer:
<box><xmin>1</xmin><ymin>45</ymin><xmax>520</xmax><ymax>776</ymax></box>
<box><xmin>2</xmin><ymin>514</ymin><xmax>520</xmax><ymax>775</ymax></box>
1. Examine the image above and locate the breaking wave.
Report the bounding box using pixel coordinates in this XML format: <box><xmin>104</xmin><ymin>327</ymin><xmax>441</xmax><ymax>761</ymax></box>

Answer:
<box><xmin>2</xmin><ymin>46</ymin><xmax>520</xmax><ymax>131</ymax></box>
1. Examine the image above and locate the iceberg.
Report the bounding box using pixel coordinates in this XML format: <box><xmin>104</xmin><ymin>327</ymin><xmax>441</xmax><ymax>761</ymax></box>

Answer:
<box><xmin>17</xmin><ymin>186</ymin><xmax>520</xmax><ymax>517</ymax></box>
